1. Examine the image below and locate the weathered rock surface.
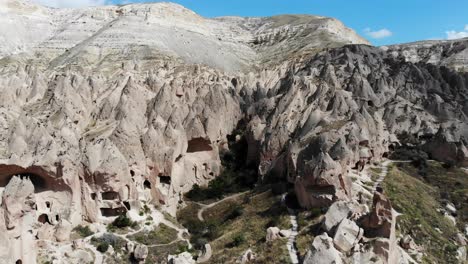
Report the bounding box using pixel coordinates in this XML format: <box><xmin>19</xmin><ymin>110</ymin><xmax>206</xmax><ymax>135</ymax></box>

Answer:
<box><xmin>168</xmin><ymin>252</ymin><xmax>196</xmax><ymax>264</ymax></box>
<box><xmin>266</xmin><ymin>226</ymin><xmax>281</xmax><ymax>242</ymax></box>
<box><xmin>323</xmin><ymin>201</ymin><xmax>354</xmax><ymax>232</ymax></box>
<box><xmin>238</xmin><ymin>248</ymin><xmax>256</xmax><ymax>264</ymax></box>
<box><xmin>1</xmin><ymin>0</ymin><xmax>468</xmax><ymax>263</ymax></box>
<box><xmin>333</xmin><ymin>218</ymin><xmax>363</xmax><ymax>252</ymax></box>
<box><xmin>133</xmin><ymin>244</ymin><xmax>148</xmax><ymax>262</ymax></box>
<box><xmin>303</xmin><ymin>233</ymin><xmax>343</xmax><ymax>264</ymax></box>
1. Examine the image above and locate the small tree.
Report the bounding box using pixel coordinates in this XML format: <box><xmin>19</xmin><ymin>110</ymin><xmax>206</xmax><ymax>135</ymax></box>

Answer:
<box><xmin>96</xmin><ymin>242</ymin><xmax>109</xmax><ymax>253</ymax></box>
<box><xmin>112</xmin><ymin>214</ymin><xmax>133</xmax><ymax>228</ymax></box>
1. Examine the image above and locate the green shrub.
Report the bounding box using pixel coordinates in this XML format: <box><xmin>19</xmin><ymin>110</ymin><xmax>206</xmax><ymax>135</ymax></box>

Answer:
<box><xmin>111</xmin><ymin>214</ymin><xmax>133</xmax><ymax>228</ymax></box>
<box><xmin>96</xmin><ymin>242</ymin><xmax>109</xmax><ymax>253</ymax></box>
<box><xmin>225</xmin><ymin>205</ymin><xmax>244</xmax><ymax>221</ymax></box>
<box><xmin>92</xmin><ymin>233</ymin><xmax>126</xmax><ymax>253</ymax></box>
<box><xmin>73</xmin><ymin>225</ymin><xmax>94</xmax><ymax>238</ymax></box>
<box><xmin>228</xmin><ymin>233</ymin><xmax>245</xmax><ymax>248</ymax></box>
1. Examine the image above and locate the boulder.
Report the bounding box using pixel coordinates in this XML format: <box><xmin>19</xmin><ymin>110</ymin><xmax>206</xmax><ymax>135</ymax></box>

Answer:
<box><xmin>266</xmin><ymin>227</ymin><xmax>281</xmax><ymax>242</ymax></box>
<box><xmin>54</xmin><ymin>220</ymin><xmax>72</xmax><ymax>242</ymax></box>
<box><xmin>126</xmin><ymin>241</ymin><xmax>135</xmax><ymax>252</ymax></box>
<box><xmin>133</xmin><ymin>244</ymin><xmax>148</xmax><ymax>262</ymax></box>
<box><xmin>280</xmin><ymin>229</ymin><xmax>292</xmax><ymax>237</ymax></box>
<box><xmin>304</xmin><ymin>233</ymin><xmax>343</xmax><ymax>264</ymax></box>
<box><xmin>457</xmin><ymin>246</ymin><xmax>467</xmax><ymax>263</ymax></box>
<box><xmin>238</xmin><ymin>249</ymin><xmax>255</xmax><ymax>264</ymax></box>
<box><xmin>455</xmin><ymin>233</ymin><xmax>467</xmax><ymax>246</ymax></box>
<box><xmin>323</xmin><ymin>201</ymin><xmax>353</xmax><ymax>232</ymax></box>
<box><xmin>446</xmin><ymin>203</ymin><xmax>457</xmax><ymax>215</ymax></box>
<box><xmin>168</xmin><ymin>252</ymin><xmax>196</xmax><ymax>264</ymax></box>
<box><xmin>72</xmin><ymin>239</ymin><xmax>85</xmax><ymax>250</ymax></box>
<box><xmin>333</xmin><ymin>219</ymin><xmax>363</xmax><ymax>252</ymax></box>
<box><xmin>400</xmin><ymin>235</ymin><xmax>417</xmax><ymax>250</ymax></box>
<box><xmin>360</xmin><ymin>191</ymin><xmax>393</xmax><ymax>238</ymax></box>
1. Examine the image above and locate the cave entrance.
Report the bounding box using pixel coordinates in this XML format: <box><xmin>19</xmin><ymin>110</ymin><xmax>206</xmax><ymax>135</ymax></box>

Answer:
<box><xmin>143</xmin><ymin>180</ymin><xmax>152</xmax><ymax>190</ymax></box>
<box><xmin>187</xmin><ymin>138</ymin><xmax>213</xmax><ymax>153</ymax></box>
<box><xmin>100</xmin><ymin>207</ymin><xmax>126</xmax><ymax>217</ymax></box>
<box><xmin>159</xmin><ymin>175</ymin><xmax>171</xmax><ymax>185</ymax></box>
<box><xmin>101</xmin><ymin>191</ymin><xmax>119</xmax><ymax>200</ymax></box>
<box><xmin>0</xmin><ymin>173</ymin><xmax>48</xmax><ymax>192</ymax></box>
<box><xmin>38</xmin><ymin>214</ymin><xmax>52</xmax><ymax>225</ymax></box>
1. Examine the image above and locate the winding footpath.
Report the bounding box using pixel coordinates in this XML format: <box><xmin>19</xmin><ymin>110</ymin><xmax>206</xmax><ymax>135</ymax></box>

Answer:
<box><xmin>196</xmin><ymin>191</ymin><xmax>248</xmax><ymax>222</ymax></box>
<box><xmin>282</xmin><ymin>194</ymin><xmax>300</xmax><ymax>264</ymax></box>
<box><xmin>372</xmin><ymin>160</ymin><xmax>412</xmax><ymax>190</ymax></box>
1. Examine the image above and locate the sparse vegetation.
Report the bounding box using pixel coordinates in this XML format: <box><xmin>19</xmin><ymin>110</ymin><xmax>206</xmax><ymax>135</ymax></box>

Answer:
<box><xmin>397</xmin><ymin>161</ymin><xmax>468</xmax><ymax>231</ymax></box>
<box><xmin>227</xmin><ymin>233</ymin><xmax>246</xmax><ymax>248</ymax></box>
<box><xmin>144</xmin><ymin>241</ymin><xmax>189</xmax><ymax>264</ymax></box>
<box><xmin>96</xmin><ymin>242</ymin><xmax>109</xmax><ymax>253</ymax></box>
<box><xmin>177</xmin><ymin>190</ymin><xmax>291</xmax><ymax>263</ymax></box>
<box><xmin>383</xmin><ymin>164</ymin><xmax>460</xmax><ymax>263</ymax></box>
<box><xmin>296</xmin><ymin>209</ymin><xmax>323</xmax><ymax>257</ymax></box>
<box><xmin>107</xmin><ymin>214</ymin><xmax>137</xmax><ymax>232</ymax></box>
<box><xmin>91</xmin><ymin>233</ymin><xmax>126</xmax><ymax>254</ymax></box>
<box><xmin>128</xmin><ymin>223</ymin><xmax>178</xmax><ymax>245</ymax></box>
<box><xmin>73</xmin><ymin>225</ymin><xmax>94</xmax><ymax>238</ymax></box>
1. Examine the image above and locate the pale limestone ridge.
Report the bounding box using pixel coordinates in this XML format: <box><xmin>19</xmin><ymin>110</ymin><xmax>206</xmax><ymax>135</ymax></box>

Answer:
<box><xmin>0</xmin><ymin>0</ymin><xmax>369</xmax><ymax>72</ymax></box>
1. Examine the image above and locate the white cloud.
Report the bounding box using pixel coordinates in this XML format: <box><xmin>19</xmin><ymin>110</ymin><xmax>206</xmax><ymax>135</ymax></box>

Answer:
<box><xmin>31</xmin><ymin>0</ymin><xmax>108</xmax><ymax>8</ymax></box>
<box><xmin>364</xmin><ymin>28</ymin><xmax>393</xmax><ymax>39</ymax></box>
<box><xmin>446</xmin><ymin>25</ymin><xmax>468</xmax><ymax>40</ymax></box>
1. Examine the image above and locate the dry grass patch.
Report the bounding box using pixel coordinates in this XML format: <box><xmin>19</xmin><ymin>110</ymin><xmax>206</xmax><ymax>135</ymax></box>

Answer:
<box><xmin>383</xmin><ymin>164</ymin><xmax>460</xmax><ymax>263</ymax></box>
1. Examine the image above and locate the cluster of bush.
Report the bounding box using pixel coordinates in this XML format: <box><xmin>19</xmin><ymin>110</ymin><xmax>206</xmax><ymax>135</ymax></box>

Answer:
<box><xmin>184</xmin><ymin>219</ymin><xmax>221</xmax><ymax>249</ymax></box>
<box><xmin>91</xmin><ymin>233</ymin><xmax>126</xmax><ymax>253</ymax></box>
<box><xmin>73</xmin><ymin>225</ymin><xmax>94</xmax><ymax>238</ymax></box>
<box><xmin>227</xmin><ymin>233</ymin><xmax>246</xmax><ymax>248</ymax></box>
<box><xmin>107</xmin><ymin>214</ymin><xmax>137</xmax><ymax>232</ymax></box>
<box><xmin>183</xmin><ymin>203</ymin><xmax>246</xmax><ymax>250</ymax></box>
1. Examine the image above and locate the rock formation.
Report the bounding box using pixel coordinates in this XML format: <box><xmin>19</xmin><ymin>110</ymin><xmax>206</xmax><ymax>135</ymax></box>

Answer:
<box><xmin>0</xmin><ymin>0</ymin><xmax>467</xmax><ymax>263</ymax></box>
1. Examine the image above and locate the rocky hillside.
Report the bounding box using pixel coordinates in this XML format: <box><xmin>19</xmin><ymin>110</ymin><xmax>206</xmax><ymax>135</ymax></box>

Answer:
<box><xmin>0</xmin><ymin>0</ymin><xmax>467</xmax><ymax>263</ymax></box>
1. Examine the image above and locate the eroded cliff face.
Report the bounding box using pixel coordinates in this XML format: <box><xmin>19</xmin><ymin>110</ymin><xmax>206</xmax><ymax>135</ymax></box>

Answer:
<box><xmin>0</xmin><ymin>1</ymin><xmax>468</xmax><ymax>263</ymax></box>
<box><xmin>248</xmin><ymin>44</ymin><xmax>468</xmax><ymax>209</ymax></box>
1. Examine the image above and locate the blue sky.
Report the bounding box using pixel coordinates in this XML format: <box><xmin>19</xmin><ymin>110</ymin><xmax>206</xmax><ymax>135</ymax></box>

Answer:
<box><xmin>33</xmin><ymin>0</ymin><xmax>468</xmax><ymax>46</ymax></box>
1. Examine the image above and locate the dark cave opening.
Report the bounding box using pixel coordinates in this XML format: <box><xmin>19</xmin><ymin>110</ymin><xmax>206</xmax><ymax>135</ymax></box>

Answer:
<box><xmin>100</xmin><ymin>207</ymin><xmax>126</xmax><ymax>217</ymax></box>
<box><xmin>38</xmin><ymin>214</ymin><xmax>52</xmax><ymax>225</ymax></box>
<box><xmin>144</xmin><ymin>180</ymin><xmax>152</xmax><ymax>190</ymax></box>
<box><xmin>159</xmin><ymin>175</ymin><xmax>171</xmax><ymax>185</ymax></box>
<box><xmin>101</xmin><ymin>191</ymin><xmax>119</xmax><ymax>200</ymax></box>
<box><xmin>187</xmin><ymin>138</ymin><xmax>213</xmax><ymax>153</ymax></box>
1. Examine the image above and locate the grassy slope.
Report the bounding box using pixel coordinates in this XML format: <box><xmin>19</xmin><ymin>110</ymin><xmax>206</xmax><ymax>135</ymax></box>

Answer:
<box><xmin>128</xmin><ymin>223</ymin><xmax>179</xmax><ymax>245</ymax></box>
<box><xmin>383</xmin><ymin>163</ymin><xmax>462</xmax><ymax>263</ymax></box>
<box><xmin>178</xmin><ymin>190</ymin><xmax>291</xmax><ymax>263</ymax></box>
<box><xmin>399</xmin><ymin>161</ymin><xmax>468</xmax><ymax>230</ymax></box>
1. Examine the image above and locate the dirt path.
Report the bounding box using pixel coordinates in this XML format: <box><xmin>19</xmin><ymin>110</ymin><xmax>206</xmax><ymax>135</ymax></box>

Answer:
<box><xmin>196</xmin><ymin>191</ymin><xmax>248</xmax><ymax>222</ymax></box>
<box><xmin>281</xmin><ymin>194</ymin><xmax>299</xmax><ymax>264</ymax></box>
<box><xmin>372</xmin><ymin>160</ymin><xmax>411</xmax><ymax>190</ymax></box>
